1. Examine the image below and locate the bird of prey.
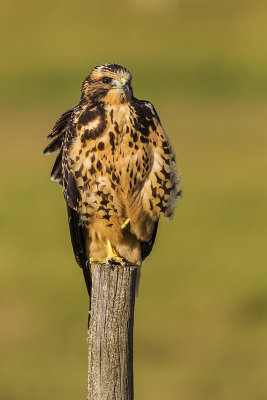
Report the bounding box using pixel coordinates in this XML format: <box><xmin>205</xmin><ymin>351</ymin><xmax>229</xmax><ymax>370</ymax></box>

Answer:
<box><xmin>44</xmin><ymin>63</ymin><xmax>182</xmax><ymax>296</ymax></box>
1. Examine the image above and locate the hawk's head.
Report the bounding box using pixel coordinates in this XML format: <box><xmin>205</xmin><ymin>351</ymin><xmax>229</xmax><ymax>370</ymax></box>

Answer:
<box><xmin>81</xmin><ymin>64</ymin><xmax>133</xmax><ymax>105</ymax></box>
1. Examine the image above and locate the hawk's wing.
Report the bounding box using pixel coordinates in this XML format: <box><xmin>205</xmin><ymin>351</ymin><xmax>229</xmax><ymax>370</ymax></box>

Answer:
<box><xmin>133</xmin><ymin>98</ymin><xmax>179</xmax><ymax>261</ymax></box>
<box><xmin>66</xmin><ymin>203</ymin><xmax>91</xmax><ymax>295</ymax></box>
<box><xmin>64</xmin><ymin>159</ymin><xmax>91</xmax><ymax>295</ymax></box>
<box><xmin>132</xmin><ymin>99</ymin><xmax>164</xmax><ymax>261</ymax></box>
<box><xmin>44</xmin><ymin>108</ymin><xmax>91</xmax><ymax>295</ymax></box>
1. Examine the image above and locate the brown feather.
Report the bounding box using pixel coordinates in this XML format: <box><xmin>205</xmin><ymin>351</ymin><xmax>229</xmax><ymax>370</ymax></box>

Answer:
<box><xmin>44</xmin><ymin>64</ymin><xmax>181</xmax><ymax>296</ymax></box>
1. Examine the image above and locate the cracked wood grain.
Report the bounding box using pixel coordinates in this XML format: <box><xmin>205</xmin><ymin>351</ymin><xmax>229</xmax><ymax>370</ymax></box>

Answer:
<box><xmin>87</xmin><ymin>262</ymin><xmax>137</xmax><ymax>400</ymax></box>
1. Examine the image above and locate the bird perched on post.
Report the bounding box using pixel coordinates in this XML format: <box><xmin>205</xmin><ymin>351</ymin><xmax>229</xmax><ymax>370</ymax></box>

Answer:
<box><xmin>44</xmin><ymin>63</ymin><xmax>182</xmax><ymax>296</ymax></box>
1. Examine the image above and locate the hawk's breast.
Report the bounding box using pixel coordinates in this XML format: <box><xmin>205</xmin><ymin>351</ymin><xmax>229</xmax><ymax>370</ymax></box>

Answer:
<box><xmin>67</xmin><ymin>103</ymin><xmax>153</xmax><ymax>230</ymax></box>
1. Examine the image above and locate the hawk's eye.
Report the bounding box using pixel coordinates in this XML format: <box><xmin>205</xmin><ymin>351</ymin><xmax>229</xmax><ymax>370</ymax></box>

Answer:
<box><xmin>102</xmin><ymin>77</ymin><xmax>112</xmax><ymax>84</ymax></box>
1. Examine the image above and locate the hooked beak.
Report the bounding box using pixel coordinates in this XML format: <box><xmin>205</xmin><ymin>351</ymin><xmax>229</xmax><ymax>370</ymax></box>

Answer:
<box><xmin>112</xmin><ymin>77</ymin><xmax>131</xmax><ymax>92</ymax></box>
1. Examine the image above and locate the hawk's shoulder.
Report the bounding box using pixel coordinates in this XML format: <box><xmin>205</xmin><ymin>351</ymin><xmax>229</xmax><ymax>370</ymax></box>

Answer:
<box><xmin>133</xmin><ymin>98</ymin><xmax>161</xmax><ymax>122</ymax></box>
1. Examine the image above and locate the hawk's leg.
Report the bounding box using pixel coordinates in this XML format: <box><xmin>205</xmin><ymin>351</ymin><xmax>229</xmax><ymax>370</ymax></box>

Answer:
<box><xmin>121</xmin><ymin>218</ymin><xmax>131</xmax><ymax>230</ymax></box>
<box><xmin>106</xmin><ymin>239</ymin><xmax>128</xmax><ymax>265</ymax></box>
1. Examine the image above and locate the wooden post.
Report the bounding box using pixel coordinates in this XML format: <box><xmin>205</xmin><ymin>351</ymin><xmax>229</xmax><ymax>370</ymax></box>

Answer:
<box><xmin>87</xmin><ymin>262</ymin><xmax>137</xmax><ymax>400</ymax></box>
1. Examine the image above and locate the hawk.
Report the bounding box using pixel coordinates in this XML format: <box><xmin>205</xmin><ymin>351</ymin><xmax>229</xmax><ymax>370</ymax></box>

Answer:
<box><xmin>44</xmin><ymin>64</ymin><xmax>182</xmax><ymax>296</ymax></box>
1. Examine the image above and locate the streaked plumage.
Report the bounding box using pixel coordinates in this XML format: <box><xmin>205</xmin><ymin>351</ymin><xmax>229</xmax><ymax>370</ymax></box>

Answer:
<box><xmin>44</xmin><ymin>63</ymin><xmax>182</xmax><ymax>295</ymax></box>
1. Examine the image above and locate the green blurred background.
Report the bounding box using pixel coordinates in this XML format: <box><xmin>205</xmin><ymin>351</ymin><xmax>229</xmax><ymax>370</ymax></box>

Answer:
<box><xmin>1</xmin><ymin>0</ymin><xmax>266</xmax><ymax>399</ymax></box>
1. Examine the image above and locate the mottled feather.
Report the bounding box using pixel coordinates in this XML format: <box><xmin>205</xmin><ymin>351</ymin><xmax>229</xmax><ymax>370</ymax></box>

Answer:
<box><xmin>44</xmin><ymin>64</ymin><xmax>182</xmax><ymax>296</ymax></box>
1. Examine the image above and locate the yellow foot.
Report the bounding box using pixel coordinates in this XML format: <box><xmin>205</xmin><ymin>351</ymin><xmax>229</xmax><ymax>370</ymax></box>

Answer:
<box><xmin>105</xmin><ymin>240</ymin><xmax>126</xmax><ymax>265</ymax></box>
<box><xmin>105</xmin><ymin>255</ymin><xmax>126</xmax><ymax>264</ymax></box>
<box><xmin>89</xmin><ymin>257</ymin><xmax>103</xmax><ymax>264</ymax></box>
<box><xmin>121</xmin><ymin>218</ymin><xmax>130</xmax><ymax>230</ymax></box>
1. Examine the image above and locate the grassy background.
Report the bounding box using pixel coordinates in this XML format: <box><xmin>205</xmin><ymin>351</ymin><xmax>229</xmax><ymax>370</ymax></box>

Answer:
<box><xmin>0</xmin><ymin>0</ymin><xmax>267</xmax><ymax>399</ymax></box>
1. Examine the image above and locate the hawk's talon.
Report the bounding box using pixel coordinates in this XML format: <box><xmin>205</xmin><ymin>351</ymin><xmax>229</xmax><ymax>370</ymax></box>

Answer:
<box><xmin>122</xmin><ymin>258</ymin><xmax>129</xmax><ymax>267</ymax></box>
<box><xmin>89</xmin><ymin>257</ymin><xmax>102</xmax><ymax>264</ymax></box>
<box><xmin>105</xmin><ymin>255</ymin><xmax>125</xmax><ymax>265</ymax></box>
<box><xmin>107</xmin><ymin>259</ymin><xmax>114</xmax><ymax>267</ymax></box>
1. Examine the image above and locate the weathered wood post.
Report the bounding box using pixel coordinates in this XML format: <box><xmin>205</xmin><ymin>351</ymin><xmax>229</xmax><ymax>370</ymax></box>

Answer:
<box><xmin>87</xmin><ymin>262</ymin><xmax>138</xmax><ymax>400</ymax></box>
